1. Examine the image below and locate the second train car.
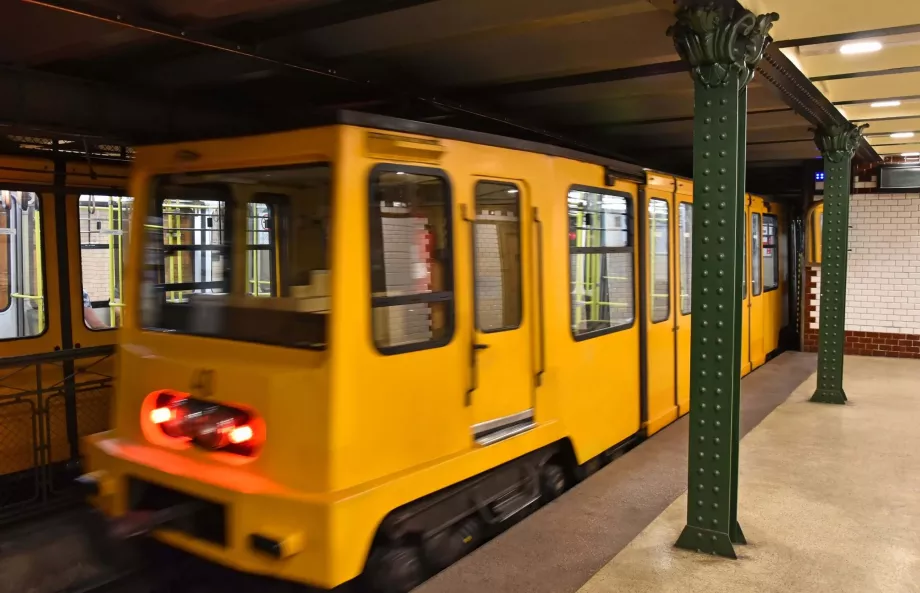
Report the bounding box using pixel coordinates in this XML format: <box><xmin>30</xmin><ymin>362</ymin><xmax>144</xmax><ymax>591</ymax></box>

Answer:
<box><xmin>79</xmin><ymin>112</ymin><xmax>790</xmax><ymax>592</ymax></box>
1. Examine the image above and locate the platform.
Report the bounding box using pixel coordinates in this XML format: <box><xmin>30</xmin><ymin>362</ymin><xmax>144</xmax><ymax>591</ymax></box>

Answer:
<box><xmin>578</xmin><ymin>354</ymin><xmax>920</xmax><ymax>593</ymax></box>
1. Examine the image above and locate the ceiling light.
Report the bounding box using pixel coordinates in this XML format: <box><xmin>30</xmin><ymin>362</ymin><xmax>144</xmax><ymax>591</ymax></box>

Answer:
<box><xmin>871</xmin><ymin>100</ymin><xmax>902</xmax><ymax>108</ymax></box>
<box><xmin>891</xmin><ymin>132</ymin><xmax>915</xmax><ymax>139</ymax></box>
<box><xmin>902</xmin><ymin>152</ymin><xmax>920</xmax><ymax>157</ymax></box>
<box><xmin>840</xmin><ymin>41</ymin><xmax>883</xmax><ymax>55</ymax></box>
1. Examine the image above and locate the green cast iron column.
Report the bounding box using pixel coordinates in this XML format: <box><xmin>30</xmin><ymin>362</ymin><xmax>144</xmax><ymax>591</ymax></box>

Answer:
<box><xmin>811</xmin><ymin>124</ymin><xmax>867</xmax><ymax>405</ymax></box>
<box><xmin>668</xmin><ymin>2</ymin><xmax>777</xmax><ymax>559</ymax></box>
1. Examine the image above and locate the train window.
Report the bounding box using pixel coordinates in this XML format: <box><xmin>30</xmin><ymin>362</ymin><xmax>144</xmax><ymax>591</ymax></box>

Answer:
<box><xmin>751</xmin><ymin>213</ymin><xmax>762</xmax><ymax>296</ymax></box>
<box><xmin>678</xmin><ymin>203</ymin><xmax>692</xmax><ymax>315</ymax></box>
<box><xmin>473</xmin><ymin>181</ymin><xmax>521</xmax><ymax>332</ymax></box>
<box><xmin>142</xmin><ymin>164</ymin><xmax>331</xmax><ymax>349</ymax></box>
<box><xmin>78</xmin><ymin>195</ymin><xmax>133</xmax><ymax>330</ymax></box>
<box><xmin>369</xmin><ymin>166</ymin><xmax>453</xmax><ymax>352</ymax></box>
<box><xmin>568</xmin><ymin>188</ymin><xmax>634</xmax><ymax>339</ymax></box>
<box><xmin>762</xmin><ymin>214</ymin><xmax>778</xmax><ymax>291</ymax></box>
<box><xmin>649</xmin><ymin>199</ymin><xmax>670</xmax><ymax>323</ymax></box>
<box><xmin>0</xmin><ymin>191</ymin><xmax>46</xmax><ymax>340</ymax></box>
<box><xmin>246</xmin><ymin>201</ymin><xmax>275</xmax><ymax>297</ymax></box>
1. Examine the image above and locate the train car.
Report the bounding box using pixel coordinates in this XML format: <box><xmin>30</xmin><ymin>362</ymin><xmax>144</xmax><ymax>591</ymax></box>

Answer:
<box><xmin>0</xmin><ymin>155</ymin><xmax>129</xmax><ymax>519</ymax></box>
<box><xmin>78</xmin><ymin>112</ymin><xmax>790</xmax><ymax>593</ymax></box>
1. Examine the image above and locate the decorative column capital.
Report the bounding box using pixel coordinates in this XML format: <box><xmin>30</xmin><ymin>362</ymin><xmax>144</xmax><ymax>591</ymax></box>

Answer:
<box><xmin>667</xmin><ymin>2</ymin><xmax>779</xmax><ymax>90</ymax></box>
<box><xmin>815</xmin><ymin>123</ymin><xmax>869</xmax><ymax>163</ymax></box>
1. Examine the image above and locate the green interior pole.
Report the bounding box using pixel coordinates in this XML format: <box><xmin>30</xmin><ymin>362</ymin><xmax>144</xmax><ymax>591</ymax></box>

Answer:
<box><xmin>810</xmin><ymin>123</ymin><xmax>866</xmax><ymax>405</ymax></box>
<box><xmin>668</xmin><ymin>2</ymin><xmax>778</xmax><ymax>559</ymax></box>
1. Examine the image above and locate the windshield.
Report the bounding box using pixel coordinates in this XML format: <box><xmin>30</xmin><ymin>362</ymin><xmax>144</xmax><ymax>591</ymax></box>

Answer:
<box><xmin>140</xmin><ymin>164</ymin><xmax>331</xmax><ymax>349</ymax></box>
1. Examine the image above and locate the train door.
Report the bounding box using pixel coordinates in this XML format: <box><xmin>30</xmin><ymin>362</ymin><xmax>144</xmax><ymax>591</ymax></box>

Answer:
<box><xmin>674</xmin><ymin>185</ymin><xmax>692</xmax><ymax>416</ymax></box>
<box><xmin>748</xmin><ymin>196</ymin><xmax>766</xmax><ymax>369</ymax></box>
<box><xmin>643</xmin><ymin>187</ymin><xmax>676</xmax><ymax>435</ymax></box>
<box><xmin>741</xmin><ymin>198</ymin><xmax>751</xmax><ymax>376</ymax></box>
<box><xmin>761</xmin><ymin>207</ymin><xmax>781</xmax><ymax>354</ymax></box>
<box><xmin>469</xmin><ymin>179</ymin><xmax>534</xmax><ymax>443</ymax></box>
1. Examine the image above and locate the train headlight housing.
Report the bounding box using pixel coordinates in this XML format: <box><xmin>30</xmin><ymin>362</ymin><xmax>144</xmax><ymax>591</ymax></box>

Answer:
<box><xmin>144</xmin><ymin>390</ymin><xmax>261</xmax><ymax>456</ymax></box>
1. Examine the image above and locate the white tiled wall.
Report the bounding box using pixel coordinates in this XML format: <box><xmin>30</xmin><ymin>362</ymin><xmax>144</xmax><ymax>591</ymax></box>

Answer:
<box><xmin>813</xmin><ymin>193</ymin><xmax>920</xmax><ymax>334</ymax></box>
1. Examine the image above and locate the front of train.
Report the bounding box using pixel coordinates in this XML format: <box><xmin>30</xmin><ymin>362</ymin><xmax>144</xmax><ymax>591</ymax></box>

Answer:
<box><xmin>78</xmin><ymin>127</ymin><xmax>347</xmax><ymax>589</ymax></box>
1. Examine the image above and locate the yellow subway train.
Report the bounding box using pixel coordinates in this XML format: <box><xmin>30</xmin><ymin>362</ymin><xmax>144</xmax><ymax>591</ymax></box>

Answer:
<box><xmin>0</xmin><ymin>155</ymin><xmax>129</xmax><ymax>514</ymax></box>
<box><xmin>79</xmin><ymin>113</ymin><xmax>790</xmax><ymax>592</ymax></box>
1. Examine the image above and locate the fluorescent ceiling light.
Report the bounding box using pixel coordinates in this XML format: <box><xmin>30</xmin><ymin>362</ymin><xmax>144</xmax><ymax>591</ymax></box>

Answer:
<box><xmin>891</xmin><ymin>132</ymin><xmax>915</xmax><ymax>139</ymax></box>
<box><xmin>902</xmin><ymin>152</ymin><xmax>920</xmax><ymax>157</ymax></box>
<box><xmin>840</xmin><ymin>41</ymin><xmax>883</xmax><ymax>55</ymax></box>
<box><xmin>871</xmin><ymin>100</ymin><xmax>902</xmax><ymax>108</ymax></box>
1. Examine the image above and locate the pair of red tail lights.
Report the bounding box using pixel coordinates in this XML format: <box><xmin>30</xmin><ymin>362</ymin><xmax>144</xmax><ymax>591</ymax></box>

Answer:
<box><xmin>147</xmin><ymin>391</ymin><xmax>259</xmax><ymax>456</ymax></box>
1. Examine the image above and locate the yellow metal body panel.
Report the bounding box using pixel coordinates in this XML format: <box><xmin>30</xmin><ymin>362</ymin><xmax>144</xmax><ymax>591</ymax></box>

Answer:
<box><xmin>80</xmin><ymin>126</ymin><xmax>784</xmax><ymax>589</ymax></box>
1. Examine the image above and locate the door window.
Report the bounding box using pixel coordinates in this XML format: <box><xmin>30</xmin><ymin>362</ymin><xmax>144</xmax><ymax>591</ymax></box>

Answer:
<box><xmin>751</xmin><ymin>213</ymin><xmax>762</xmax><ymax>296</ymax></box>
<box><xmin>649</xmin><ymin>199</ymin><xmax>670</xmax><ymax>323</ymax></box>
<box><xmin>78</xmin><ymin>195</ymin><xmax>133</xmax><ymax>330</ymax></box>
<box><xmin>678</xmin><ymin>203</ymin><xmax>692</xmax><ymax>315</ymax></box>
<box><xmin>762</xmin><ymin>214</ymin><xmax>778</xmax><ymax>291</ymax></box>
<box><xmin>473</xmin><ymin>181</ymin><xmax>522</xmax><ymax>332</ymax></box>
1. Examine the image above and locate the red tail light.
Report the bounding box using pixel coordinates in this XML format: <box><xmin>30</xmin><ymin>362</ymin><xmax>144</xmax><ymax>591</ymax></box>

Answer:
<box><xmin>144</xmin><ymin>391</ymin><xmax>261</xmax><ymax>456</ymax></box>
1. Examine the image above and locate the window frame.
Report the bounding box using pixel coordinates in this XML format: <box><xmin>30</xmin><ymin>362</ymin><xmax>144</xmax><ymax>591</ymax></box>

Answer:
<box><xmin>678</xmin><ymin>201</ymin><xmax>692</xmax><ymax>316</ymax></box>
<box><xmin>762</xmin><ymin>213</ymin><xmax>779</xmax><ymax>292</ymax></box>
<box><xmin>76</xmin><ymin>193</ymin><xmax>133</xmax><ymax>332</ymax></box>
<box><xmin>648</xmin><ymin>197</ymin><xmax>671</xmax><ymax>324</ymax></box>
<box><xmin>567</xmin><ymin>184</ymin><xmax>636</xmax><ymax>342</ymax></box>
<box><xmin>141</xmin><ymin>162</ymin><xmax>332</xmax><ymax>350</ymax></box>
<box><xmin>368</xmin><ymin>163</ymin><xmax>456</xmax><ymax>355</ymax></box>
<box><xmin>0</xmin><ymin>190</ymin><xmax>49</xmax><ymax>342</ymax></box>
<box><xmin>473</xmin><ymin>180</ymin><xmax>523</xmax><ymax>334</ymax></box>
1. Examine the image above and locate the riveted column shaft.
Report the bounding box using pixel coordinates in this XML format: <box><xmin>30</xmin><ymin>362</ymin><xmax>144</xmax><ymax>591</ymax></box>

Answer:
<box><xmin>811</xmin><ymin>123</ymin><xmax>866</xmax><ymax>405</ymax></box>
<box><xmin>668</xmin><ymin>2</ymin><xmax>777</xmax><ymax>559</ymax></box>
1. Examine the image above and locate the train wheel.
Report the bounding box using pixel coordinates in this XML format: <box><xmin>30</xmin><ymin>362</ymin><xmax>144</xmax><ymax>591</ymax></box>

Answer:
<box><xmin>539</xmin><ymin>463</ymin><xmax>567</xmax><ymax>502</ymax></box>
<box><xmin>364</xmin><ymin>543</ymin><xmax>425</xmax><ymax>593</ymax></box>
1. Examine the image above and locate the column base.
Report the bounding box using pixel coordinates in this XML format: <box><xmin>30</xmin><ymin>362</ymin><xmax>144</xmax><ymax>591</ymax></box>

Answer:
<box><xmin>730</xmin><ymin>521</ymin><xmax>746</xmax><ymax>544</ymax></box>
<box><xmin>675</xmin><ymin>525</ymin><xmax>737</xmax><ymax>559</ymax></box>
<box><xmin>810</xmin><ymin>388</ymin><xmax>847</xmax><ymax>405</ymax></box>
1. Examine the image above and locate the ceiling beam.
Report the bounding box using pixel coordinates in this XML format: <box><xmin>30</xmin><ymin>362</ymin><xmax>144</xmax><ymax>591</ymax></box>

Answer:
<box><xmin>215</xmin><ymin>0</ymin><xmax>443</xmax><ymax>44</ymax></box>
<box><xmin>756</xmin><ymin>46</ymin><xmax>880</xmax><ymax>163</ymax></box>
<box><xmin>812</xmin><ymin>65</ymin><xmax>920</xmax><ymax>82</ymax></box>
<box><xmin>576</xmin><ymin>107</ymin><xmax>794</xmax><ymax>130</ymax></box>
<box><xmin>773</xmin><ymin>23</ymin><xmax>920</xmax><ymax>49</ymax></box>
<box><xmin>23</xmin><ymin>0</ymin><xmax>635</xmax><ymax>162</ymax></box>
<box><xmin>454</xmin><ymin>61</ymin><xmax>686</xmax><ymax>96</ymax></box>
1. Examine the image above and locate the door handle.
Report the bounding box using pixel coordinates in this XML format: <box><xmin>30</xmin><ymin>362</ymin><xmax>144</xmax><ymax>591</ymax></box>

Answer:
<box><xmin>473</xmin><ymin>343</ymin><xmax>490</xmax><ymax>351</ymax></box>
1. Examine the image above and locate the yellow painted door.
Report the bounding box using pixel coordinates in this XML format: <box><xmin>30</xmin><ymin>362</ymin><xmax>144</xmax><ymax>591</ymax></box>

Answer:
<box><xmin>749</xmin><ymin>199</ymin><xmax>766</xmax><ymax>369</ymax></box>
<box><xmin>469</xmin><ymin>180</ymin><xmax>534</xmax><ymax>443</ymax></box>
<box><xmin>675</xmin><ymin>198</ymin><xmax>692</xmax><ymax>416</ymax></box>
<box><xmin>645</xmin><ymin>191</ymin><xmax>676</xmax><ymax>435</ymax></box>
<box><xmin>741</xmin><ymin>198</ymin><xmax>751</xmax><ymax>376</ymax></box>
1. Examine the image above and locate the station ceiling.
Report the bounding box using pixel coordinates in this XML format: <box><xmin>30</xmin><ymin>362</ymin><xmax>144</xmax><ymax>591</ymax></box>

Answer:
<box><xmin>743</xmin><ymin>0</ymin><xmax>920</xmax><ymax>161</ymax></box>
<box><xmin>0</xmin><ymin>0</ymin><xmax>911</xmax><ymax>196</ymax></box>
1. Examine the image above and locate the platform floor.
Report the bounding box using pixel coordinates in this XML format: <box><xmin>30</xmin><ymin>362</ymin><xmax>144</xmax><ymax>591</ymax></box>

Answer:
<box><xmin>579</xmin><ymin>355</ymin><xmax>920</xmax><ymax>593</ymax></box>
<box><xmin>417</xmin><ymin>351</ymin><xmax>817</xmax><ymax>593</ymax></box>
